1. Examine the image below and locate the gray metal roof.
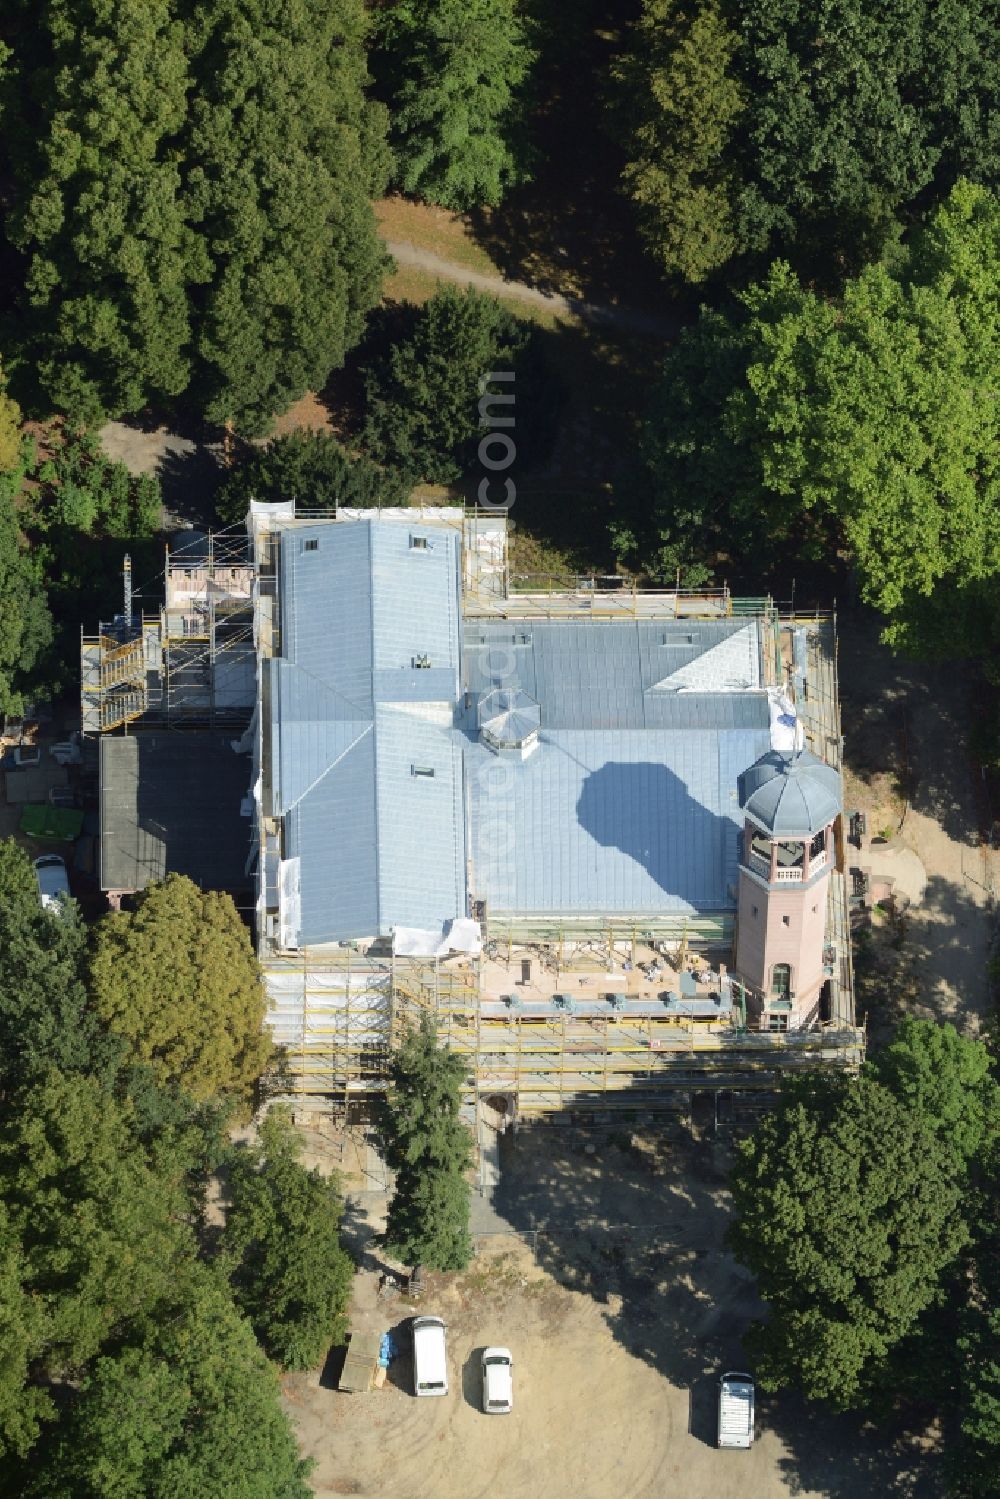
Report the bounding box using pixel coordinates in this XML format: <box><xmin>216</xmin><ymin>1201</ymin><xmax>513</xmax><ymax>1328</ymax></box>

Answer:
<box><xmin>271</xmin><ymin>538</ymin><xmax>775</xmax><ymax>936</ymax></box>
<box><xmin>466</xmin><ymin>725</ymin><xmax>769</xmax><ymax>916</ymax></box>
<box><xmin>739</xmin><ymin>748</ymin><xmax>842</xmax><ymax>835</ymax></box>
<box><xmin>274</xmin><ymin>520</ymin><xmax>465</xmax><ymax>944</ymax></box>
<box><xmin>462</xmin><ymin>619</ymin><xmax>763</xmax><ymax>729</ymax></box>
<box><xmin>460</xmin><ymin>617</ymin><xmax>770</xmax><ymax>917</ymax></box>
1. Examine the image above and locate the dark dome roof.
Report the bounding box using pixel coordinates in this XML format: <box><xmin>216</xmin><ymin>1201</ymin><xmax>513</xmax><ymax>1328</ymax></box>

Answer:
<box><xmin>738</xmin><ymin>748</ymin><xmax>841</xmax><ymax>836</ymax></box>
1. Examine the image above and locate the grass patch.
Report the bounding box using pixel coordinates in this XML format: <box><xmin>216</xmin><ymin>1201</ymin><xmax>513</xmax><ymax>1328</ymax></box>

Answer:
<box><xmin>376</xmin><ymin>195</ymin><xmax>501</xmax><ymax>278</ymax></box>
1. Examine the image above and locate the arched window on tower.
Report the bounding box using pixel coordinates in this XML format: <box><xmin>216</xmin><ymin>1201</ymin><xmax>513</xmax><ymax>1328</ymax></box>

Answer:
<box><xmin>771</xmin><ymin>962</ymin><xmax>792</xmax><ymax>999</ymax></box>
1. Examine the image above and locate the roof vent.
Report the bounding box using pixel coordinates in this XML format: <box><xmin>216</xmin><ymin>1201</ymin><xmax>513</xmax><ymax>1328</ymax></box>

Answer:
<box><xmin>411</xmin><ymin>765</ymin><xmax>435</xmax><ymax>779</ymax></box>
<box><xmin>412</xmin><ymin>653</ymin><xmax>432</xmax><ymax>669</ymax></box>
<box><xmin>410</xmin><ymin>534</ymin><xmax>431</xmax><ymax>551</ymax></box>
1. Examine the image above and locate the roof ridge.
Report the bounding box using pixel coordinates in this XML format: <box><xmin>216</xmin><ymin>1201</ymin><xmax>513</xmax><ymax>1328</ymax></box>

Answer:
<box><xmin>280</xmin><ymin>720</ymin><xmax>374</xmax><ymax>815</ymax></box>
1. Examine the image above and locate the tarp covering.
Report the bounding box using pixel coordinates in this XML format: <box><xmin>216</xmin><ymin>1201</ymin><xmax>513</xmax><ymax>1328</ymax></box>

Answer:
<box><xmin>19</xmin><ymin>804</ymin><xmax>84</xmax><ymax>840</ymax></box>
<box><xmin>767</xmin><ymin>688</ymin><xmax>804</xmax><ymax>752</ymax></box>
<box><xmin>392</xmin><ymin>918</ymin><xmax>482</xmax><ymax>957</ymax></box>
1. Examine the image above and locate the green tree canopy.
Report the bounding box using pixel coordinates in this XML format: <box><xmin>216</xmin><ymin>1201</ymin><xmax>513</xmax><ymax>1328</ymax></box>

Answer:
<box><xmin>379</xmin><ymin>0</ymin><xmax>535</xmax><ymax>210</ymax></box>
<box><xmin>215</xmin><ymin>429</ymin><xmax>407</xmax><ymax>526</ymax></box>
<box><xmin>868</xmin><ymin>1017</ymin><xmax>999</xmax><ymax>1164</ymax></box>
<box><xmin>382</xmin><ymin>1015</ymin><xmax>472</xmax><ymax>1271</ymax></box>
<box><xmin>641</xmin><ymin>181</ymin><xmax>1000</xmax><ymax>649</ymax></box>
<box><xmin>612</xmin><ymin>0</ymin><xmax>744</xmax><ymax>283</ymax></box>
<box><xmin>727</xmin><ymin>1075</ymin><xmax>968</xmax><ymax>1408</ymax></box>
<box><xmin>89</xmin><ymin>875</ymin><xmax>272</xmax><ymax>1116</ymax></box>
<box><xmin>181</xmin><ymin>0</ymin><xmax>390</xmax><ymax>430</ymax></box>
<box><xmin>0</xmin><ymin>478</ymin><xmax>52</xmax><ymax>715</ymax></box>
<box><xmin>0</xmin><ymin>364</ymin><xmax>21</xmax><ymax>473</ymax></box>
<box><xmin>0</xmin><ymin>1070</ymin><xmax>193</xmax><ymax>1458</ymax></box>
<box><xmin>614</xmin><ymin>0</ymin><xmax>1000</xmax><ymax>281</ymax></box>
<box><xmin>362</xmin><ymin>286</ymin><xmax>554</xmax><ymax>484</ymax></box>
<box><xmin>223</xmin><ymin>1107</ymin><xmax>354</xmax><ymax>1370</ymax></box>
<box><xmin>0</xmin><ymin>838</ymin><xmax>109</xmax><ymax>1089</ymax></box>
<box><xmin>24</xmin><ymin>1266</ymin><xmax>313</xmax><ymax>1499</ymax></box>
<box><xmin>2</xmin><ymin>0</ymin><xmax>193</xmax><ymax>422</ymax></box>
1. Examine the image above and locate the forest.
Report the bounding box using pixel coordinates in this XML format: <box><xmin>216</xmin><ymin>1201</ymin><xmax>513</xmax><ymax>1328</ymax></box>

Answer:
<box><xmin>0</xmin><ymin>2</ymin><xmax>997</xmax><ymax>1492</ymax></box>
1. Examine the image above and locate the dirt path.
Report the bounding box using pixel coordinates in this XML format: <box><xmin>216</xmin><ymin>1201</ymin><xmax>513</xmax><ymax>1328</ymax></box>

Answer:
<box><xmin>382</xmin><ymin>238</ymin><xmax>679</xmax><ymax>339</ymax></box>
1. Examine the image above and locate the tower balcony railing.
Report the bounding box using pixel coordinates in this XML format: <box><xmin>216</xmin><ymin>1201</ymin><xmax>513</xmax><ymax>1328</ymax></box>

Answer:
<box><xmin>774</xmin><ymin>865</ymin><xmax>804</xmax><ymax>882</ymax></box>
<box><xmin>748</xmin><ymin>849</ymin><xmax>771</xmax><ymax>879</ymax></box>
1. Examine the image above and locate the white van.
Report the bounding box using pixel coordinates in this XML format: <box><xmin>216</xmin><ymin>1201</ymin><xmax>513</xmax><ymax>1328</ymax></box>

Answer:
<box><xmin>481</xmin><ymin>1347</ymin><xmax>513</xmax><ymax>1413</ymax></box>
<box><xmin>717</xmin><ymin>1372</ymin><xmax>754</xmax><ymax>1449</ymax></box>
<box><xmin>412</xmin><ymin>1316</ymin><xmax>448</xmax><ymax>1398</ymax></box>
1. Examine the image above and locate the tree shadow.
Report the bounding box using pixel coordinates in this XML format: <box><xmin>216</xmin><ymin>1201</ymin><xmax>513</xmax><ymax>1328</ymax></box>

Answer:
<box><xmin>887</xmin><ymin>874</ymin><xmax>992</xmax><ymax>1032</ymax></box>
<box><xmin>157</xmin><ymin>440</ymin><xmax>226</xmax><ymax>530</ymax></box>
<box><xmin>838</xmin><ymin>607</ymin><xmax>980</xmax><ymax>847</ymax></box>
<box><xmin>486</xmin><ymin>1115</ymin><xmax>943</xmax><ymax>1496</ymax></box>
<box><xmin>466</xmin><ymin>0</ymin><xmax>667</xmax><ymax>314</ymax></box>
<box><xmin>576</xmin><ymin>760</ymin><xmax>740</xmax><ymax>908</ymax></box>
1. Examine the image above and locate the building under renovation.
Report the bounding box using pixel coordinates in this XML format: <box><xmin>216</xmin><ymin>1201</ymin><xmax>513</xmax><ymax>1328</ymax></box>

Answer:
<box><xmin>84</xmin><ymin>504</ymin><xmax>863</xmax><ymax>1121</ymax></box>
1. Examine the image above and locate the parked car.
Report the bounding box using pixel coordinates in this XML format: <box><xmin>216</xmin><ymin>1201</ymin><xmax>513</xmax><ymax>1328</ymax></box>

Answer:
<box><xmin>717</xmin><ymin>1372</ymin><xmax>754</xmax><ymax>1449</ymax></box>
<box><xmin>481</xmin><ymin>1347</ymin><xmax>513</xmax><ymax>1414</ymax></box>
<box><xmin>411</xmin><ymin>1316</ymin><xmax>448</xmax><ymax>1398</ymax></box>
<box><xmin>33</xmin><ymin>854</ymin><xmax>70</xmax><ymax>911</ymax></box>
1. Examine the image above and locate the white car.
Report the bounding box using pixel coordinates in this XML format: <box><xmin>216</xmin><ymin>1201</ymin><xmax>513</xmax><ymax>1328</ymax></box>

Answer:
<box><xmin>34</xmin><ymin>854</ymin><xmax>70</xmax><ymax>911</ymax></box>
<box><xmin>481</xmin><ymin>1347</ymin><xmax>513</xmax><ymax>1414</ymax></box>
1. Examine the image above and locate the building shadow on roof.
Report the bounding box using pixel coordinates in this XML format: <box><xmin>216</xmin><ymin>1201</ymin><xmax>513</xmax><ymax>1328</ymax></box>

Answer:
<box><xmin>576</xmin><ymin>760</ymin><xmax>737</xmax><ymax>907</ymax></box>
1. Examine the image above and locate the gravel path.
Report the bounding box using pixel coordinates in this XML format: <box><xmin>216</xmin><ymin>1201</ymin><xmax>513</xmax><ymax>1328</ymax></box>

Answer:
<box><xmin>383</xmin><ymin>237</ymin><xmax>680</xmax><ymax>339</ymax></box>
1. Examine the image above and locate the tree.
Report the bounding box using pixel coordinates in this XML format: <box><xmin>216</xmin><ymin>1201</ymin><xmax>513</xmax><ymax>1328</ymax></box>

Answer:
<box><xmin>379</xmin><ymin>0</ymin><xmax>535</xmax><ymax>210</ymax></box>
<box><xmin>24</xmin><ymin>1266</ymin><xmax>313</xmax><ymax>1499</ymax></box>
<box><xmin>614</xmin><ymin>0</ymin><xmax>1000</xmax><ymax>280</ymax></box>
<box><xmin>0</xmin><ymin>1204</ymin><xmax>51</xmax><ymax>1462</ymax></box>
<box><xmin>215</xmin><ymin>429</ymin><xmax>407</xmax><ymax>526</ymax></box>
<box><xmin>363</xmin><ymin>286</ymin><xmax>552</xmax><ymax>484</ymax></box>
<box><xmin>382</xmin><ymin>1015</ymin><xmax>472</xmax><ymax>1272</ymax></box>
<box><xmin>222</xmin><ymin>1107</ymin><xmax>354</xmax><ymax>1370</ymax></box>
<box><xmin>0</xmin><ymin>365</ymin><xmax>21</xmax><ymax>473</ymax></box>
<box><xmin>612</xmin><ymin>0</ymin><xmax>743</xmax><ymax>282</ymax></box>
<box><xmin>641</xmin><ymin>181</ymin><xmax>1000</xmax><ymax>649</ymax></box>
<box><xmin>20</xmin><ymin>425</ymin><xmax>162</xmax><ymax>698</ymax></box>
<box><xmin>727</xmin><ymin>1075</ymin><xmax>968</xmax><ymax>1408</ymax></box>
<box><xmin>181</xmin><ymin>0</ymin><xmax>390</xmax><ymax>430</ymax></box>
<box><xmin>0</xmin><ymin>1070</ymin><xmax>193</xmax><ymax>1459</ymax></box>
<box><xmin>0</xmin><ymin>838</ymin><xmax>110</xmax><ymax>1089</ymax></box>
<box><xmin>89</xmin><ymin>875</ymin><xmax>272</xmax><ymax>1116</ymax></box>
<box><xmin>2</xmin><ymin>0</ymin><xmax>193</xmax><ymax>422</ymax></box>
<box><xmin>868</xmin><ymin>1017</ymin><xmax>999</xmax><ymax>1164</ymax></box>
<box><xmin>0</xmin><ymin>481</ymin><xmax>52</xmax><ymax>715</ymax></box>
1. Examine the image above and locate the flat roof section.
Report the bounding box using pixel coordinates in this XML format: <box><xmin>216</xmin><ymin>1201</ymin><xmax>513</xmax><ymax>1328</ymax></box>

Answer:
<box><xmin>100</xmin><ymin>732</ymin><xmax>250</xmax><ymax>894</ymax></box>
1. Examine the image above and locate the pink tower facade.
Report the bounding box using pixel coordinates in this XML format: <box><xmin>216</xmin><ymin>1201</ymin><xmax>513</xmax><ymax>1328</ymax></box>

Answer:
<box><xmin>733</xmin><ymin>749</ymin><xmax>842</xmax><ymax>1031</ymax></box>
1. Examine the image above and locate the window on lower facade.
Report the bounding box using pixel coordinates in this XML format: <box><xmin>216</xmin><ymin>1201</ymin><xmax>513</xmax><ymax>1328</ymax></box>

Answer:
<box><xmin>771</xmin><ymin>962</ymin><xmax>792</xmax><ymax>999</ymax></box>
<box><xmin>766</xmin><ymin>1013</ymin><xmax>789</xmax><ymax>1033</ymax></box>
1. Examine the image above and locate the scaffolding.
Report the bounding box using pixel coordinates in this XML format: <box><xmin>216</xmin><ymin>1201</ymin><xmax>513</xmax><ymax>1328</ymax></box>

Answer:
<box><xmin>75</xmin><ymin>506</ymin><xmax>860</xmax><ymax>1115</ymax></box>
<box><xmin>263</xmin><ymin>941</ymin><xmax>864</xmax><ymax>1118</ymax></box>
<box><xmin>80</xmin><ymin>527</ymin><xmax>256</xmax><ymax>737</ymax></box>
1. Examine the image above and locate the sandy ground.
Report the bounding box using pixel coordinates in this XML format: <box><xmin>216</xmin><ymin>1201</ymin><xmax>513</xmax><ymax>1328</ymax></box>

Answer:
<box><xmin>283</xmin><ymin>1123</ymin><xmax>942</xmax><ymax>1499</ymax></box>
